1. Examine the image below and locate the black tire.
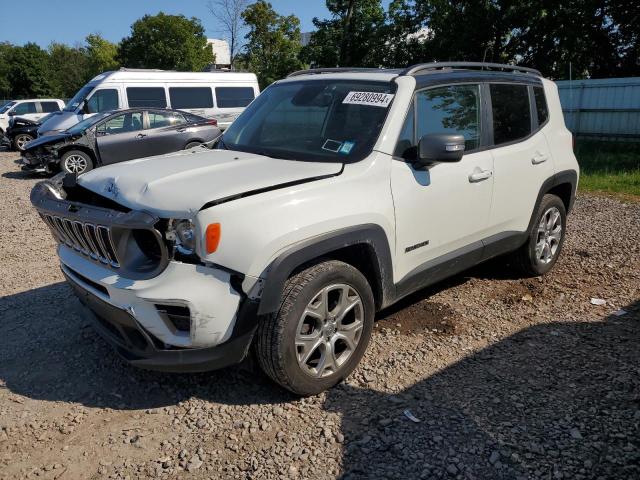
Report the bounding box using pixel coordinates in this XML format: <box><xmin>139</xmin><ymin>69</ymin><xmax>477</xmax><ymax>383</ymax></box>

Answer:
<box><xmin>255</xmin><ymin>260</ymin><xmax>375</xmax><ymax>396</ymax></box>
<box><xmin>13</xmin><ymin>133</ymin><xmax>34</xmax><ymax>151</ymax></box>
<box><xmin>185</xmin><ymin>141</ymin><xmax>203</xmax><ymax>150</ymax></box>
<box><xmin>60</xmin><ymin>150</ymin><xmax>94</xmax><ymax>175</ymax></box>
<box><xmin>513</xmin><ymin>194</ymin><xmax>567</xmax><ymax>276</ymax></box>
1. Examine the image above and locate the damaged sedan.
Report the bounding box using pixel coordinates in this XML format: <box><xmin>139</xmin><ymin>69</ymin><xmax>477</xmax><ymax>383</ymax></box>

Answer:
<box><xmin>21</xmin><ymin>108</ymin><xmax>221</xmax><ymax>175</ymax></box>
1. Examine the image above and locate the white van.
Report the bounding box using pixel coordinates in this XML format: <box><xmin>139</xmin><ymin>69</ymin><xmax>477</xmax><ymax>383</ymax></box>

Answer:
<box><xmin>38</xmin><ymin>69</ymin><xmax>259</xmax><ymax>135</ymax></box>
<box><xmin>0</xmin><ymin>99</ymin><xmax>65</xmax><ymax>133</ymax></box>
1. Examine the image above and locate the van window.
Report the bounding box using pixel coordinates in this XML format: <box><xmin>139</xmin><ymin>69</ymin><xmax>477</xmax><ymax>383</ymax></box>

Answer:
<box><xmin>169</xmin><ymin>87</ymin><xmax>213</xmax><ymax>109</ymax></box>
<box><xmin>40</xmin><ymin>101</ymin><xmax>61</xmax><ymax>113</ymax></box>
<box><xmin>215</xmin><ymin>87</ymin><xmax>255</xmax><ymax>108</ymax></box>
<box><xmin>13</xmin><ymin>102</ymin><xmax>37</xmax><ymax>115</ymax></box>
<box><xmin>86</xmin><ymin>89</ymin><xmax>119</xmax><ymax>114</ymax></box>
<box><xmin>415</xmin><ymin>84</ymin><xmax>481</xmax><ymax>151</ymax></box>
<box><xmin>533</xmin><ymin>87</ymin><xmax>548</xmax><ymax>126</ymax></box>
<box><xmin>127</xmin><ymin>87</ymin><xmax>167</xmax><ymax>108</ymax></box>
<box><xmin>490</xmin><ymin>84</ymin><xmax>531</xmax><ymax>145</ymax></box>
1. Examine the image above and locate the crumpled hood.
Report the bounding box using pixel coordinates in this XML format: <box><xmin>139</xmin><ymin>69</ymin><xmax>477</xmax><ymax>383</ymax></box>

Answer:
<box><xmin>78</xmin><ymin>149</ymin><xmax>343</xmax><ymax>217</ymax></box>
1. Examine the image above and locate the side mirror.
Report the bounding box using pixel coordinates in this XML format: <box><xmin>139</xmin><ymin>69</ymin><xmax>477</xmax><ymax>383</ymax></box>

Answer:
<box><xmin>7</xmin><ymin>110</ymin><xmax>16</xmax><ymax>116</ymax></box>
<box><xmin>415</xmin><ymin>133</ymin><xmax>465</xmax><ymax>166</ymax></box>
<box><xmin>80</xmin><ymin>100</ymin><xmax>90</xmax><ymax>114</ymax></box>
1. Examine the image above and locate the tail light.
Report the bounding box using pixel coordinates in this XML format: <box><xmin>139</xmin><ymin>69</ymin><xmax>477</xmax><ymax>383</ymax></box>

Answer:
<box><xmin>207</xmin><ymin>119</ymin><xmax>218</xmax><ymax>127</ymax></box>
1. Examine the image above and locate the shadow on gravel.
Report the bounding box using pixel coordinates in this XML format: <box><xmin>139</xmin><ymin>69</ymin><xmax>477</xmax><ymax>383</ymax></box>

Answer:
<box><xmin>325</xmin><ymin>299</ymin><xmax>640</xmax><ymax>479</ymax></box>
<box><xmin>1</xmin><ymin>170</ymin><xmax>42</xmax><ymax>180</ymax></box>
<box><xmin>2</xmin><ymin>283</ymin><xmax>639</xmax><ymax>478</ymax></box>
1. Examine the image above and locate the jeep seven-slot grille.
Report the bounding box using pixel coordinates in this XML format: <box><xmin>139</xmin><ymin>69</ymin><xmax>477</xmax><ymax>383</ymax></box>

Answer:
<box><xmin>41</xmin><ymin>213</ymin><xmax>120</xmax><ymax>267</ymax></box>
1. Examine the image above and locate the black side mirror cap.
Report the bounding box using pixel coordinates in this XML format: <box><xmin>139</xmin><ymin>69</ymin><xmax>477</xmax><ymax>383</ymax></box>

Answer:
<box><xmin>415</xmin><ymin>133</ymin><xmax>465</xmax><ymax>166</ymax></box>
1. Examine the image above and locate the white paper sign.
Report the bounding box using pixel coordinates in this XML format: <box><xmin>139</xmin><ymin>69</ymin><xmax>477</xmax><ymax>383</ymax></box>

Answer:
<box><xmin>342</xmin><ymin>91</ymin><xmax>395</xmax><ymax>107</ymax></box>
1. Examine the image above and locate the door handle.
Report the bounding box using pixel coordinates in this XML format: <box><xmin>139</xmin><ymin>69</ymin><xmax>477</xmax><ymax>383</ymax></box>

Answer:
<box><xmin>136</xmin><ymin>133</ymin><xmax>147</xmax><ymax>139</ymax></box>
<box><xmin>531</xmin><ymin>153</ymin><xmax>548</xmax><ymax>164</ymax></box>
<box><xmin>468</xmin><ymin>169</ymin><xmax>493</xmax><ymax>183</ymax></box>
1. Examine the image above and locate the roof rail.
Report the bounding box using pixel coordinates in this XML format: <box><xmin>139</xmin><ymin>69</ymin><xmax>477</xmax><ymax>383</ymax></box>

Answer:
<box><xmin>402</xmin><ymin>62</ymin><xmax>541</xmax><ymax>77</ymax></box>
<box><xmin>287</xmin><ymin>67</ymin><xmax>392</xmax><ymax>78</ymax></box>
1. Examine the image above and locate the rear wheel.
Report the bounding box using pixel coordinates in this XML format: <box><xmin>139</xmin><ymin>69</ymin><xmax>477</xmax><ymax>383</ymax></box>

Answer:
<box><xmin>13</xmin><ymin>134</ymin><xmax>34</xmax><ymax>151</ymax></box>
<box><xmin>255</xmin><ymin>260</ymin><xmax>375</xmax><ymax>395</ymax></box>
<box><xmin>61</xmin><ymin>150</ymin><xmax>93</xmax><ymax>175</ymax></box>
<box><xmin>513</xmin><ymin>194</ymin><xmax>567</xmax><ymax>276</ymax></box>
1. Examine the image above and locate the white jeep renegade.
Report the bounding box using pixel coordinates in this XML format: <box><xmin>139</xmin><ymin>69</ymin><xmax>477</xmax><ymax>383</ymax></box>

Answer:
<box><xmin>31</xmin><ymin>62</ymin><xmax>579</xmax><ymax>395</ymax></box>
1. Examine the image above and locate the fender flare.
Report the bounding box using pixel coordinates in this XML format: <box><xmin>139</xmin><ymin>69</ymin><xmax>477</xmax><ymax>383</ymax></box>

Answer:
<box><xmin>526</xmin><ymin>169</ymin><xmax>578</xmax><ymax>234</ymax></box>
<box><xmin>257</xmin><ymin>224</ymin><xmax>394</xmax><ymax>316</ymax></box>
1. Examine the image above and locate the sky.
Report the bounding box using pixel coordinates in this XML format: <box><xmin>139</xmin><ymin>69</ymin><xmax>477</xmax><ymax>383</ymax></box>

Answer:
<box><xmin>0</xmin><ymin>0</ymin><xmax>331</xmax><ymax>48</ymax></box>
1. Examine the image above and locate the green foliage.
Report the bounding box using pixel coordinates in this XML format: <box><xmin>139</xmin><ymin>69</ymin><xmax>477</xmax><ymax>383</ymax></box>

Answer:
<box><xmin>302</xmin><ymin>0</ymin><xmax>386</xmax><ymax>67</ymax></box>
<box><xmin>576</xmin><ymin>140</ymin><xmax>640</xmax><ymax>196</ymax></box>
<box><xmin>47</xmin><ymin>43</ymin><xmax>90</xmax><ymax>98</ymax></box>
<box><xmin>5</xmin><ymin>43</ymin><xmax>52</xmax><ymax>98</ymax></box>
<box><xmin>118</xmin><ymin>12</ymin><xmax>214</xmax><ymax>71</ymax></box>
<box><xmin>85</xmin><ymin>34</ymin><xmax>120</xmax><ymax>78</ymax></box>
<box><xmin>239</xmin><ymin>1</ymin><xmax>304</xmax><ymax>88</ymax></box>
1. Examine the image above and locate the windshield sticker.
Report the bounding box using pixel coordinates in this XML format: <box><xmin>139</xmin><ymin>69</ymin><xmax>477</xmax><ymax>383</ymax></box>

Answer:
<box><xmin>342</xmin><ymin>91</ymin><xmax>395</xmax><ymax>108</ymax></box>
<box><xmin>339</xmin><ymin>141</ymin><xmax>355</xmax><ymax>155</ymax></box>
<box><xmin>322</xmin><ymin>139</ymin><xmax>343</xmax><ymax>152</ymax></box>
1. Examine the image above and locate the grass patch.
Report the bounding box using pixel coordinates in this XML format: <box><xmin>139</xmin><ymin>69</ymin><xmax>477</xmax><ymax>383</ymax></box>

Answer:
<box><xmin>575</xmin><ymin>140</ymin><xmax>640</xmax><ymax>197</ymax></box>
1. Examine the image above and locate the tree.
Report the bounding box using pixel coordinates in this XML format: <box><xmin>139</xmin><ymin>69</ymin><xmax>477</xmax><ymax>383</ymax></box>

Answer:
<box><xmin>85</xmin><ymin>34</ymin><xmax>119</xmax><ymax>77</ymax></box>
<box><xmin>207</xmin><ymin>0</ymin><xmax>250</xmax><ymax>68</ymax></box>
<box><xmin>119</xmin><ymin>12</ymin><xmax>214</xmax><ymax>71</ymax></box>
<box><xmin>6</xmin><ymin>43</ymin><xmax>52</xmax><ymax>98</ymax></box>
<box><xmin>301</xmin><ymin>0</ymin><xmax>386</xmax><ymax>67</ymax></box>
<box><xmin>0</xmin><ymin>42</ymin><xmax>14</xmax><ymax>99</ymax></box>
<box><xmin>47</xmin><ymin>43</ymin><xmax>89</xmax><ymax>98</ymax></box>
<box><xmin>239</xmin><ymin>1</ymin><xmax>304</xmax><ymax>88</ymax></box>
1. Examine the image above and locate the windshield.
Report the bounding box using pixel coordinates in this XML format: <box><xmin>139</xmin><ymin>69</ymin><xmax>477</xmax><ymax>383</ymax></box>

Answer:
<box><xmin>0</xmin><ymin>101</ymin><xmax>16</xmax><ymax>114</ymax></box>
<box><xmin>222</xmin><ymin>79</ymin><xmax>395</xmax><ymax>162</ymax></box>
<box><xmin>64</xmin><ymin>85</ymin><xmax>94</xmax><ymax>112</ymax></box>
<box><xmin>66</xmin><ymin>112</ymin><xmax>111</xmax><ymax>134</ymax></box>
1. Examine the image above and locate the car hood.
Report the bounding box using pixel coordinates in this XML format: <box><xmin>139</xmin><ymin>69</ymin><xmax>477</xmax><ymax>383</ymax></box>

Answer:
<box><xmin>23</xmin><ymin>133</ymin><xmax>71</xmax><ymax>150</ymax></box>
<box><xmin>38</xmin><ymin>111</ymin><xmax>81</xmax><ymax>135</ymax></box>
<box><xmin>78</xmin><ymin>149</ymin><xmax>343</xmax><ymax>218</ymax></box>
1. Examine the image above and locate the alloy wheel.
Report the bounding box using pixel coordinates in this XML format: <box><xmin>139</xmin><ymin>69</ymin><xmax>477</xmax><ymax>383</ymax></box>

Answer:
<box><xmin>535</xmin><ymin>206</ymin><xmax>562</xmax><ymax>264</ymax></box>
<box><xmin>64</xmin><ymin>154</ymin><xmax>88</xmax><ymax>174</ymax></box>
<box><xmin>295</xmin><ymin>283</ymin><xmax>364</xmax><ymax>378</ymax></box>
<box><xmin>15</xmin><ymin>135</ymin><xmax>32</xmax><ymax>150</ymax></box>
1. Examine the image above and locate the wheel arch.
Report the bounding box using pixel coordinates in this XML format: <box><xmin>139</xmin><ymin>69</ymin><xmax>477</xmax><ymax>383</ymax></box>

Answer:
<box><xmin>58</xmin><ymin>145</ymin><xmax>97</xmax><ymax>165</ymax></box>
<box><xmin>526</xmin><ymin>169</ymin><xmax>577</xmax><ymax>233</ymax></box>
<box><xmin>257</xmin><ymin>224</ymin><xmax>394</xmax><ymax>316</ymax></box>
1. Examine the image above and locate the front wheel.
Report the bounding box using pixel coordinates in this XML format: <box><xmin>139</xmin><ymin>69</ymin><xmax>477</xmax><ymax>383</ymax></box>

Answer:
<box><xmin>255</xmin><ymin>260</ymin><xmax>375</xmax><ymax>396</ymax></box>
<box><xmin>13</xmin><ymin>133</ymin><xmax>34</xmax><ymax>151</ymax></box>
<box><xmin>60</xmin><ymin>150</ymin><xmax>93</xmax><ymax>175</ymax></box>
<box><xmin>513</xmin><ymin>194</ymin><xmax>567</xmax><ymax>276</ymax></box>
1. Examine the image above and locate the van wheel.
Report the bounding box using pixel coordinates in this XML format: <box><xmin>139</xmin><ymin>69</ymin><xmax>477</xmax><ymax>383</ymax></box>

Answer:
<box><xmin>13</xmin><ymin>134</ymin><xmax>34</xmax><ymax>151</ymax></box>
<box><xmin>513</xmin><ymin>194</ymin><xmax>567</xmax><ymax>276</ymax></box>
<box><xmin>61</xmin><ymin>150</ymin><xmax>93</xmax><ymax>175</ymax></box>
<box><xmin>255</xmin><ymin>260</ymin><xmax>375</xmax><ymax>396</ymax></box>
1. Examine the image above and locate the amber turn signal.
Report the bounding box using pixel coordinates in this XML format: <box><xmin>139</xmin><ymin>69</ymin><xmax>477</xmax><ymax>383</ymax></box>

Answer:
<box><xmin>205</xmin><ymin>223</ymin><xmax>221</xmax><ymax>253</ymax></box>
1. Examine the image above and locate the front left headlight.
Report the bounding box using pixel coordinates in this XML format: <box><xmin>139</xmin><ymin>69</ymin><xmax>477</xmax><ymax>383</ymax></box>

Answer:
<box><xmin>168</xmin><ymin>219</ymin><xmax>196</xmax><ymax>255</ymax></box>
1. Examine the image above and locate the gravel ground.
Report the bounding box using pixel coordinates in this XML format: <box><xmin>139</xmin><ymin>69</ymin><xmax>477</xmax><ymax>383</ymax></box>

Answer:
<box><xmin>0</xmin><ymin>149</ymin><xmax>638</xmax><ymax>480</ymax></box>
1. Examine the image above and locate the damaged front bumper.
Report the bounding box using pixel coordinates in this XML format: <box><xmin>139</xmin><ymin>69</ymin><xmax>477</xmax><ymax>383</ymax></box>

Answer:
<box><xmin>61</xmin><ymin>246</ymin><xmax>259</xmax><ymax>372</ymax></box>
<box><xmin>21</xmin><ymin>150</ymin><xmax>57</xmax><ymax>173</ymax></box>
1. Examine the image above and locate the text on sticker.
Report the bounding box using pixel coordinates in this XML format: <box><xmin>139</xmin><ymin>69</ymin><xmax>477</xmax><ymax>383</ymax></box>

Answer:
<box><xmin>342</xmin><ymin>91</ymin><xmax>395</xmax><ymax>107</ymax></box>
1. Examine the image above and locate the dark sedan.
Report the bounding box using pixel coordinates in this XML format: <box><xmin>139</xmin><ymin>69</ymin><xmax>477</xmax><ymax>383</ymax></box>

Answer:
<box><xmin>21</xmin><ymin>108</ymin><xmax>221</xmax><ymax>175</ymax></box>
<box><xmin>1</xmin><ymin>113</ymin><xmax>57</xmax><ymax>151</ymax></box>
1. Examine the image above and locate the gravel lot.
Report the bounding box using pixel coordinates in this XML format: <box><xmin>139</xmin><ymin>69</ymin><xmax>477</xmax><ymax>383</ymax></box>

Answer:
<box><xmin>0</xmin><ymin>149</ymin><xmax>638</xmax><ymax>480</ymax></box>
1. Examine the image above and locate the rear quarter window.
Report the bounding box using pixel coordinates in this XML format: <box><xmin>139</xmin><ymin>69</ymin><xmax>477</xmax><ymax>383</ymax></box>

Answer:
<box><xmin>215</xmin><ymin>87</ymin><xmax>255</xmax><ymax>108</ymax></box>
<box><xmin>127</xmin><ymin>87</ymin><xmax>167</xmax><ymax>108</ymax></box>
<box><xmin>490</xmin><ymin>84</ymin><xmax>531</xmax><ymax>145</ymax></box>
<box><xmin>533</xmin><ymin>87</ymin><xmax>549</xmax><ymax>126</ymax></box>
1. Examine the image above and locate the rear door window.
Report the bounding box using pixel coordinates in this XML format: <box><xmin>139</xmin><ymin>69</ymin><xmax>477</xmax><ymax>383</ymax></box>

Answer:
<box><xmin>490</xmin><ymin>84</ymin><xmax>531</xmax><ymax>145</ymax></box>
<box><xmin>13</xmin><ymin>102</ymin><xmax>37</xmax><ymax>115</ymax></box>
<box><xmin>40</xmin><ymin>101</ymin><xmax>61</xmax><ymax>113</ymax></box>
<box><xmin>86</xmin><ymin>89</ymin><xmax>119</xmax><ymax>113</ymax></box>
<box><xmin>169</xmin><ymin>87</ymin><xmax>214</xmax><ymax>109</ymax></box>
<box><xmin>148</xmin><ymin>111</ymin><xmax>186</xmax><ymax>129</ymax></box>
<box><xmin>127</xmin><ymin>87</ymin><xmax>167</xmax><ymax>108</ymax></box>
<box><xmin>215</xmin><ymin>87</ymin><xmax>255</xmax><ymax>108</ymax></box>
